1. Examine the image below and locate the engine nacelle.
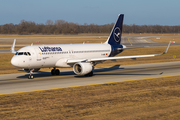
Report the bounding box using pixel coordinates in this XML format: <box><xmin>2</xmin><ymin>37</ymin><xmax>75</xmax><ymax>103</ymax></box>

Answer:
<box><xmin>73</xmin><ymin>62</ymin><xmax>93</xmax><ymax>75</ymax></box>
<box><xmin>23</xmin><ymin>68</ymin><xmax>40</xmax><ymax>73</ymax></box>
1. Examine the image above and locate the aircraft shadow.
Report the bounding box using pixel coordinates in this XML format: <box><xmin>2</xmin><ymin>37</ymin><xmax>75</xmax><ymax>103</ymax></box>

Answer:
<box><xmin>17</xmin><ymin>65</ymin><xmax>123</xmax><ymax>79</ymax></box>
<box><xmin>94</xmin><ymin>73</ymin><xmax>158</xmax><ymax>76</ymax></box>
<box><xmin>16</xmin><ymin>65</ymin><xmax>162</xmax><ymax>79</ymax></box>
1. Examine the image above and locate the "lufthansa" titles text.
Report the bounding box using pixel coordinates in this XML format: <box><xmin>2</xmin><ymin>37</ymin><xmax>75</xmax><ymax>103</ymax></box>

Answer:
<box><xmin>39</xmin><ymin>46</ymin><xmax>62</xmax><ymax>52</ymax></box>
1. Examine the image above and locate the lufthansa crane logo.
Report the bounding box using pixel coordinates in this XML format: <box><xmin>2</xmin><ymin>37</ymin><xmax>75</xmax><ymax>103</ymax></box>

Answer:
<box><xmin>113</xmin><ymin>27</ymin><xmax>121</xmax><ymax>42</ymax></box>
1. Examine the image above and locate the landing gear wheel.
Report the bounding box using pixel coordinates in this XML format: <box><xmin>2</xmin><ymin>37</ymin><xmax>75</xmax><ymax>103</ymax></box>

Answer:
<box><xmin>51</xmin><ymin>68</ymin><xmax>60</xmax><ymax>75</ymax></box>
<box><xmin>51</xmin><ymin>69</ymin><xmax>55</xmax><ymax>75</ymax></box>
<box><xmin>55</xmin><ymin>69</ymin><xmax>60</xmax><ymax>75</ymax></box>
<box><xmin>28</xmin><ymin>69</ymin><xmax>34</xmax><ymax>79</ymax></box>
<box><xmin>28</xmin><ymin>75</ymin><xmax>34</xmax><ymax>79</ymax></box>
<box><xmin>85</xmin><ymin>71</ymin><xmax>93</xmax><ymax>77</ymax></box>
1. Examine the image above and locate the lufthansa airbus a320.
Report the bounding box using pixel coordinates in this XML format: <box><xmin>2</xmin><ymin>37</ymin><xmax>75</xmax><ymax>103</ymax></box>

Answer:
<box><xmin>10</xmin><ymin>14</ymin><xmax>171</xmax><ymax>79</ymax></box>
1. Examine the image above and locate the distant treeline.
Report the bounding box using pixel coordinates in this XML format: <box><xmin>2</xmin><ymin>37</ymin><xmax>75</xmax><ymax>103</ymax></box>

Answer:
<box><xmin>0</xmin><ymin>20</ymin><xmax>180</xmax><ymax>34</ymax></box>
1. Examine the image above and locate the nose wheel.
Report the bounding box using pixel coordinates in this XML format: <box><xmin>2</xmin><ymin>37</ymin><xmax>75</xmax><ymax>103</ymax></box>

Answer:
<box><xmin>28</xmin><ymin>75</ymin><xmax>34</xmax><ymax>79</ymax></box>
<box><xmin>51</xmin><ymin>68</ymin><xmax>60</xmax><ymax>75</ymax></box>
<box><xmin>28</xmin><ymin>69</ymin><xmax>34</xmax><ymax>79</ymax></box>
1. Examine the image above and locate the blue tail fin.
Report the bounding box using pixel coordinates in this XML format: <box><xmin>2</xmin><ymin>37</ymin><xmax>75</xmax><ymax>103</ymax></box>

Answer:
<box><xmin>106</xmin><ymin>14</ymin><xmax>124</xmax><ymax>45</ymax></box>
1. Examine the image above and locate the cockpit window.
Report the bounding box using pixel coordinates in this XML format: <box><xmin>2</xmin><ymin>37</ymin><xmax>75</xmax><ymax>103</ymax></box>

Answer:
<box><xmin>24</xmin><ymin>52</ymin><xmax>27</xmax><ymax>55</ymax></box>
<box><xmin>27</xmin><ymin>52</ymin><xmax>31</xmax><ymax>55</ymax></box>
<box><xmin>18</xmin><ymin>52</ymin><xmax>23</xmax><ymax>55</ymax></box>
<box><xmin>15</xmin><ymin>52</ymin><xmax>31</xmax><ymax>56</ymax></box>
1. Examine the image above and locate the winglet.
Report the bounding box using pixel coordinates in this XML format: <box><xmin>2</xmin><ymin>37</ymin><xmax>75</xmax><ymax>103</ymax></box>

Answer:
<box><xmin>162</xmin><ymin>41</ymin><xmax>171</xmax><ymax>55</ymax></box>
<box><xmin>10</xmin><ymin>39</ymin><xmax>16</xmax><ymax>53</ymax></box>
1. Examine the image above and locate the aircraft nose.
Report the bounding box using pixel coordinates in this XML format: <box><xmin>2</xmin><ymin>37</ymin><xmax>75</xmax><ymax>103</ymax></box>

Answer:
<box><xmin>11</xmin><ymin>57</ymin><xmax>19</xmax><ymax>67</ymax></box>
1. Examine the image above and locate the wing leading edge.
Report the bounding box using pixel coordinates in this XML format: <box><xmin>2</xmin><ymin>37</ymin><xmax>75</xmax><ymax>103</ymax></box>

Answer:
<box><xmin>67</xmin><ymin>41</ymin><xmax>171</xmax><ymax>64</ymax></box>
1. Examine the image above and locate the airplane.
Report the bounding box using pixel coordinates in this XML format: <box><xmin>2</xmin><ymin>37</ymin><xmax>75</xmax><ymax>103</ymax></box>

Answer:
<box><xmin>10</xmin><ymin>14</ymin><xmax>171</xmax><ymax>79</ymax></box>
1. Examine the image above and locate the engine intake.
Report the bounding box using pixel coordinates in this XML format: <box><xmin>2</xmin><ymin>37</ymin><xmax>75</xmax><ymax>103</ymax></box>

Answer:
<box><xmin>73</xmin><ymin>62</ymin><xmax>93</xmax><ymax>75</ymax></box>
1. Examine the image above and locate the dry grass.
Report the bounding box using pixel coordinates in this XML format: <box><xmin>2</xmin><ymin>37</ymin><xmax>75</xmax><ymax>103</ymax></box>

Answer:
<box><xmin>0</xmin><ymin>34</ymin><xmax>109</xmax><ymax>37</ymax></box>
<box><xmin>0</xmin><ymin>47</ymin><xmax>22</xmax><ymax>50</ymax></box>
<box><xmin>0</xmin><ymin>75</ymin><xmax>180</xmax><ymax>119</ymax></box>
<box><xmin>1</xmin><ymin>33</ymin><xmax>178</xmax><ymax>38</ymax></box>
<box><xmin>0</xmin><ymin>39</ymin><xmax>107</xmax><ymax>45</ymax></box>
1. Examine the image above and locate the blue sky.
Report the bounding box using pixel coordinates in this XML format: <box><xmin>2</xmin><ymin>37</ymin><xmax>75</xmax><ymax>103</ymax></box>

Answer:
<box><xmin>0</xmin><ymin>0</ymin><xmax>180</xmax><ymax>25</ymax></box>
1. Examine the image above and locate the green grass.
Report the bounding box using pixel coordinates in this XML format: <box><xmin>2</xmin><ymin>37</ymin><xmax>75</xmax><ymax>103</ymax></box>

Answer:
<box><xmin>1</xmin><ymin>75</ymin><xmax>180</xmax><ymax>120</ymax></box>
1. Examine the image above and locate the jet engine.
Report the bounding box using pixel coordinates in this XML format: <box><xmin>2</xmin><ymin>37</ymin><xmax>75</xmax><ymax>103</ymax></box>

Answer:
<box><xmin>23</xmin><ymin>68</ymin><xmax>40</xmax><ymax>73</ymax></box>
<box><xmin>73</xmin><ymin>62</ymin><xmax>93</xmax><ymax>75</ymax></box>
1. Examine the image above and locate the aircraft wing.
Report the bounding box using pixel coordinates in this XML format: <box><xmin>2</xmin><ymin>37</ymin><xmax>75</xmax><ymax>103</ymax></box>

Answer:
<box><xmin>67</xmin><ymin>41</ymin><xmax>171</xmax><ymax>64</ymax></box>
<box><xmin>67</xmin><ymin>54</ymin><xmax>156</xmax><ymax>64</ymax></box>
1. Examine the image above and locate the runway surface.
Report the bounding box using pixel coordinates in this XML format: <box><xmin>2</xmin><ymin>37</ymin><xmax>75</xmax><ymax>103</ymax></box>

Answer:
<box><xmin>0</xmin><ymin>61</ymin><xmax>180</xmax><ymax>94</ymax></box>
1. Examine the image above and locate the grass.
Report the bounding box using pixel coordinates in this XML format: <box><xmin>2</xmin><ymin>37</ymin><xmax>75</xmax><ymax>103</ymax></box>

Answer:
<box><xmin>0</xmin><ymin>39</ymin><xmax>107</xmax><ymax>45</ymax></box>
<box><xmin>0</xmin><ymin>75</ymin><xmax>180</xmax><ymax>119</ymax></box>
<box><xmin>0</xmin><ymin>33</ymin><xmax>109</xmax><ymax>37</ymax></box>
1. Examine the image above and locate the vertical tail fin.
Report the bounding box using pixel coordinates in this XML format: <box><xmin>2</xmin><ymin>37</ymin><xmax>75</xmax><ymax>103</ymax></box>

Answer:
<box><xmin>105</xmin><ymin>14</ymin><xmax>124</xmax><ymax>45</ymax></box>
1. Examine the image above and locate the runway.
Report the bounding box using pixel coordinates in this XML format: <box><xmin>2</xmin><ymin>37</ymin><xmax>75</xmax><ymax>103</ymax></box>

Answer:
<box><xmin>0</xmin><ymin>61</ymin><xmax>180</xmax><ymax>94</ymax></box>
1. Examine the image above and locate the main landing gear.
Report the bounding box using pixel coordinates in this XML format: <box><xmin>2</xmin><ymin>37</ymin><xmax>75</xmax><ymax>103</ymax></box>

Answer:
<box><xmin>51</xmin><ymin>68</ymin><xmax>60</xmax><ymax>75</ymax></box>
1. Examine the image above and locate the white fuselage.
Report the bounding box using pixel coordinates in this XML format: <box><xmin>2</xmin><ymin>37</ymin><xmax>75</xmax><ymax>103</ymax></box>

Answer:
<box><xmin>11</xmin><ymin>43</ymin><xmax>112</xmax><ymax>69</ymax></box>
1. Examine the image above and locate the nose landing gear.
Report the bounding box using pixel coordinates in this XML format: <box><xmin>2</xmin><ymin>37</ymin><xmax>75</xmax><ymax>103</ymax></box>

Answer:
<box><xmin>28</xmin><ymin>69</ymin><xmax>34</xmax><ymax>79</ymax></box>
